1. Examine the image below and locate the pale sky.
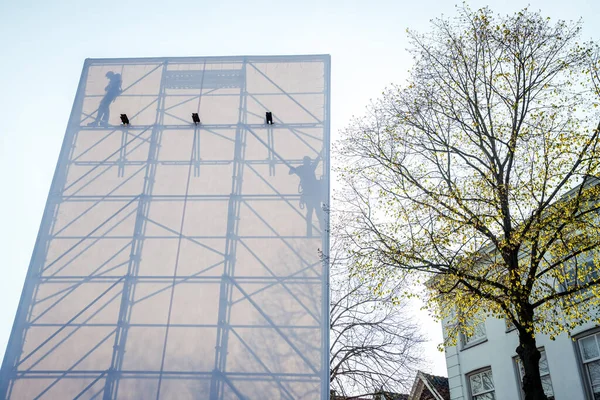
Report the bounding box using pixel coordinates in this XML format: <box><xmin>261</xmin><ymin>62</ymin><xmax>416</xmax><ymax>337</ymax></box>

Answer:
<box><xmin>1</xmin><ymin>0</ymin><xmax>599</xmax><ymax>380</ymax></box>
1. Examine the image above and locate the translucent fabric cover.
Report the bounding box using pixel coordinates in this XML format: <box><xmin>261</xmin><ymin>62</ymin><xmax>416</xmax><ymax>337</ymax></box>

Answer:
<box><xmin>0</xmin><ymin>55</ymin><xmax>330</xmax><ymax>399</ymax></box>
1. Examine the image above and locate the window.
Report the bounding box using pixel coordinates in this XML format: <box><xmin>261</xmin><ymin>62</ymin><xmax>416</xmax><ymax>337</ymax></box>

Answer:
<box><xmin>560</xmin><ymin>254</ymin><xmax>599</xmax><ymax>293</ymax></box>
<box><xmin>468</xmin><ymin>368</ymin><xmax>495</xmax><ymax>400</ymax></box>
<box><xmin>515</xmin><ymin>349</ymin><xmax>554</xmax><ymax>400</ymax></box>
<box><xmin>577</xmin><ymin>332</ymin><xmax>600</xmax><ymax>399</ymax></box>
<box><xmin>462</xmin><ymin>321</ymin><xmax>486</xmax><ymax>347</ymax></box>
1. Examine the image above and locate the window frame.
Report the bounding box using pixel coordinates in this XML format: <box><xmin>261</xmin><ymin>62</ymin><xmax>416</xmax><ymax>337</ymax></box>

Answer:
<box><xmin>466</xmin><ymin>367</ymin><xmax>496</xmax><ymax>400</ymax></box>
<box><xmin>560</xmin><ymin>253</ymin><xmax>598</xmax><ymax>293</ymax></box>
<box><xmin>461</xmin><ymin>320</ymin><xmax>487</xmax><ymax>350</ymax></box>
<box><xmin>574</xmin><ymin>327</ymin><xmax>600</xmax><ymax>400</ymax></box>
<box><xmin>513</xmin><ymin>347</ymin><xmax>555</xmax><ymax>400</ymax></box>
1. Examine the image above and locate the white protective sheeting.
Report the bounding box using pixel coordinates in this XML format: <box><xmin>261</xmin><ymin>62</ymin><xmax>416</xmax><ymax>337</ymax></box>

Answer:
<box><xmin>0</xmin><ymin>55</ymin><xmax>331</xmax><ymax>399</ymax></box>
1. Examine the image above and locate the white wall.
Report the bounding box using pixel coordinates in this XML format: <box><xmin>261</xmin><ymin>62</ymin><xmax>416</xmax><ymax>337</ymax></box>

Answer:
<box><xmin>446</xmin><ymin>317</ymin><xmax>595</xmax><ymax>400</ymax></box>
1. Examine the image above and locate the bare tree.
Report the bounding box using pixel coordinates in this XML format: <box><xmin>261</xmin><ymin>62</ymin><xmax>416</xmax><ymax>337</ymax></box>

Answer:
<box><xmin>337</xmin><ymin>6</ymin><xmax>600</xmax><ymax>400</ymax></box>
<box><xmin>329</xmin><ymin>232</ymin><xmax>425</xmax><ymax>398</ymax></box>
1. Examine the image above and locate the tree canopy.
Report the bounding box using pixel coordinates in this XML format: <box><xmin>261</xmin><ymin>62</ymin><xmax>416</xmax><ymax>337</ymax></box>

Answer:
<box><xmin>337</xmin><ymin>6</ymin><xmax>600</xmax><ymax>400</ymax></box>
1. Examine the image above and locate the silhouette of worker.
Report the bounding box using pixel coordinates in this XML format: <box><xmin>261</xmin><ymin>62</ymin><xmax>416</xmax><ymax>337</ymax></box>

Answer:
<box><xmin>289</xmin><ymin>154</ymin><xmax>325</xmax><ymax>237</ymax></box>
<box><xmin>88</xmin><ymin>71</ymin><xmax>122</xmax><ymax>127</ymax></box>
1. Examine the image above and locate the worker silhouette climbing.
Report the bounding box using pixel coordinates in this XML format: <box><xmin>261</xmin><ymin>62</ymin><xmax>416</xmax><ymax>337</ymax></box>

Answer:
<box><xmin>289</xmin><ymin>154</ymin><xmax>325</xmax><ymax>237</ymax></box>
<box><xmin>88</xmin><ymin>71</ymin><xmax>122</xmax><ymax>127</ymax></box>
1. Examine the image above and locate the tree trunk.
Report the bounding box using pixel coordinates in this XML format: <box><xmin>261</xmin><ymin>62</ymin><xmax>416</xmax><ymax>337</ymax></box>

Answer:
<box><xmin>516</xmin><ymin>329</ymin><xmax>547</xmax><ymax>400</ymax></box>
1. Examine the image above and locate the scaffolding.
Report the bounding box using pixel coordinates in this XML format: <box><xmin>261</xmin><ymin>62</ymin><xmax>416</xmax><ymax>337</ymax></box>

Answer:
<box><xmin>0</xmin><ymin>55</ymin><xmax>331</xmax><ymax>400</ymax></box>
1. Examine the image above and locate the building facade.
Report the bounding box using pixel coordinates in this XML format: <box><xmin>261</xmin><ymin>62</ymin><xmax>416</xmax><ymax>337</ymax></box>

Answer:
<box><xmin>444</xmin><ymin>316</ymin><xmax>599</xmax><ymax>399</ymax></box>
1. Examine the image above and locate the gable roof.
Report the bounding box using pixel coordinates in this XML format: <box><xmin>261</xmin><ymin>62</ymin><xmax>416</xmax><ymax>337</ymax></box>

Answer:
<box><xmin>408</xmin><ymin>371</ymin><xmax>450</xmax><ymax>400</ymax></box>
